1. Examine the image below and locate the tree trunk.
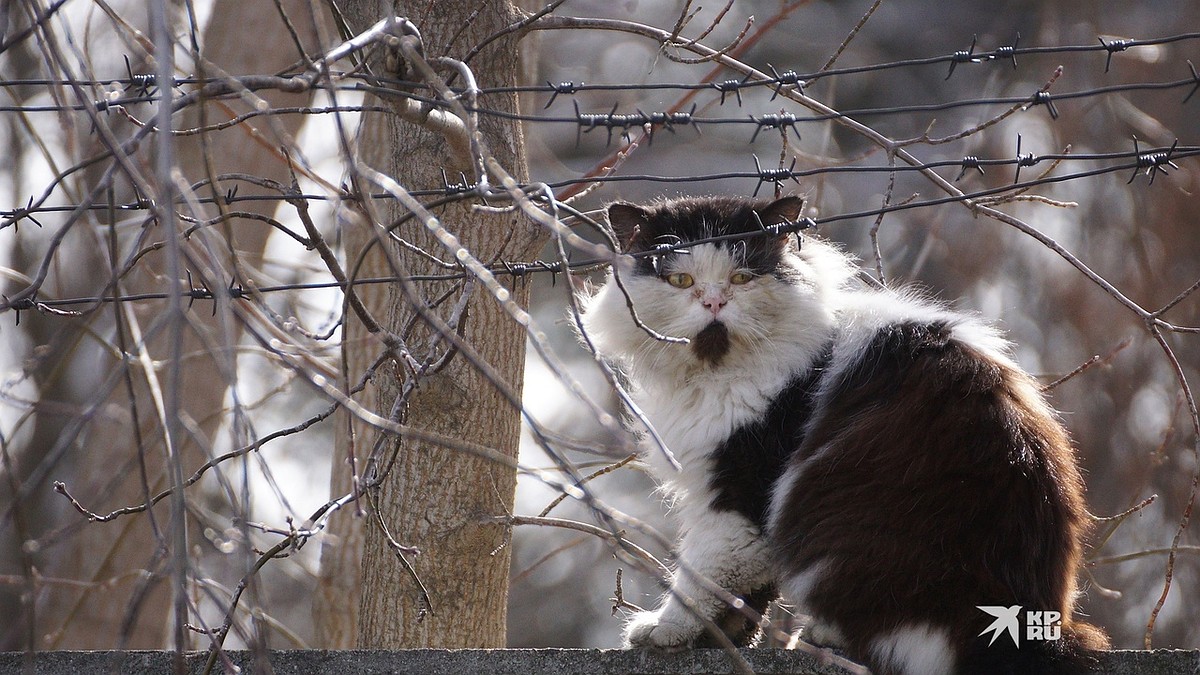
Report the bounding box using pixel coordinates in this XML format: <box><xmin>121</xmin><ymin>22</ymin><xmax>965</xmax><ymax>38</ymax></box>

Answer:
<box><xmin>314</xmin><ymin>0</ymin><xmax>541</xmax><ymax>649</ymax></box>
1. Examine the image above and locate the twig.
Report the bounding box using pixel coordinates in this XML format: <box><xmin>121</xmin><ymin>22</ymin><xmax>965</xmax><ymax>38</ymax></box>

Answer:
<box><xmin>1042</xmin><ymin>337</ymin><xmax>1133</xmax><ymax>391</ymax></box>
<box><xmin>538</xmin><ymin>454</ymin><xmax>639</xmax><ymax>518</ymax></box>
<box><xmin>611</xmin><ymin>568</ymin><xmax>646</xmax><ymax>615</ymax></box>
<box><xmin>818</xmin><ymin>0</ymin><xmax>884</xmax><ymax>74</ymax></box>
<box><xmin>1143</xmin><ymin>325</ymin><xmax>1200</xmax><ymax>648</ymax></box>
<box><xmin>499</xmin><ymin>514</ymin><xmax>669</xmax><ymax>576</ymax></box>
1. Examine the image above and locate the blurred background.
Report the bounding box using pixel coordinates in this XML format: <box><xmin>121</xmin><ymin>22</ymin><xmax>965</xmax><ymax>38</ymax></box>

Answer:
<box><xmin>1</xmin><ymin>0</ymin><xmax>1198</xmax><ymax>655</ymax></box>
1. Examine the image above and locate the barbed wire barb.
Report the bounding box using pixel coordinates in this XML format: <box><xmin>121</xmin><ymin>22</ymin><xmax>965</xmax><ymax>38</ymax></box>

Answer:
<box><xmin>766</xmin><ymin>64</ymin><xmax>805</xmax><ymax>99</ymax></box>
<box><xmin>955</xmin><ymin>155</ymin><xmax>985</xmax><ymax>181</ymax></box>
<box><xmin>749</xmin><ymin>111</ymin><xmax>801</xmax><ymax>143</ymax></box>
<box><xmin>1128</xmin><ymin>137</ymin><xmax>1180</xmax><ymax>184</ymax></box>
<box><xmin>946</xmin><ymin>34</ymin><xmax>980</xmax><ymax>79</ymax></box>
<box><xmin>1097</xmin><ymin>36</ymin><xmax>1134</xmax><ymax>72</ymax></box>
<box><xmin>1012</xmin><ymin>134</ymin><xmax>1040</xmax><ymax>184</ymax></box>
<box><xmin>751</xmin><ymin>154</ymin><xmax>799</xmax><ymax>197</ymax></box>
<box><xmin>1030</xmin><ymin>90</ymin><xmax>1060</xmax><ymax>119</ymax></box>
<box><xmin>544</xmin><ymin>80</ymin><xmax>581</xmax><ymax>108</ymax></box>
<box><xmin>711</xmin><ymin>73</ymin><xmax>752</xmax><ymax>105</ymax></box>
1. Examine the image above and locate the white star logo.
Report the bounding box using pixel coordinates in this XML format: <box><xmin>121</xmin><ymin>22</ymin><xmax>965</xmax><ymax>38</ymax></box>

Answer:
<box><xmin>977</xmin><ymin>605</ymin><xmax>1022</xmax><ymax>648</ymax></box>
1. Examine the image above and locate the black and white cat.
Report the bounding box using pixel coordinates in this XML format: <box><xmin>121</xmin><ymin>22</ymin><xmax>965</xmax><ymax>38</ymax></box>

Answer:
<box><xmin>579</xmin><ymin>195</ymin><xmax>1107</xmax><ymax>674</ymax></box>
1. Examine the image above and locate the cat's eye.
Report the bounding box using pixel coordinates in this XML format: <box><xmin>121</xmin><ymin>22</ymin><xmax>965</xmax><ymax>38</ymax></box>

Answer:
<box><xmin>730</xmin><ymin>271</ymin><xmax>755</xmax><ymax>285</ymax></box>
<box><xmin>664</xmin><ymin>272</ymin><xmax>694</xmax><ymax>289</ymax></box>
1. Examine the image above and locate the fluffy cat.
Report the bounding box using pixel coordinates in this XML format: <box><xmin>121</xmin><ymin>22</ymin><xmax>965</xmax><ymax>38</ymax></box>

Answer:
<box><xmin>578</xmin><ymin>195</ymin><xmax>1108</xmax><ymax>674</ymax></box>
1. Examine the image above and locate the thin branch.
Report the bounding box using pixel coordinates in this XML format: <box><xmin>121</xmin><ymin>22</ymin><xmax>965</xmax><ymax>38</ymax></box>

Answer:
<box><xmin>1144</xmin><ymin>325</ymin><xmax>1200</xmax><ymax>648</ymax></box>
<box><xmin>538</xmin><ymin>454</ymin><xmax>639</xmax><ymax>518</ymax></box>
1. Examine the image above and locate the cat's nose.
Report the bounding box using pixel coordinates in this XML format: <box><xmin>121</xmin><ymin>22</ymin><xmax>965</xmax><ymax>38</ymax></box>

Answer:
<box><xmin>701</xmin><ymin>292</ymin><xmax>727</xmax><ymax>315</ymax></box>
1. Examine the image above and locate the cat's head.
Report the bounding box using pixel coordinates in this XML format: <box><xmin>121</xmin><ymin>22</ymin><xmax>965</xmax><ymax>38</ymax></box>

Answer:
<box><xmin>580</xmin><ymin>195</ymin><xmax>853</xmax><ymax>376</ymax></box>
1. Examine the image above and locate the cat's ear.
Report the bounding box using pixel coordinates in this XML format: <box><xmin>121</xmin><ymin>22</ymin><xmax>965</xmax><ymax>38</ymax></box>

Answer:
<box><xmin>607</xmin><ymin>202</ymin><xmax>650</xmax><ymax>252</ymax></box>
<box><xmin>756</xmin><ymin>196</ymin><xmax>805</xmax><ymax>249</ymax></box>
<box><xmin>757</xmin><ymin>195</ymin><xmax>805</xmax><ymax>228</ymax></box>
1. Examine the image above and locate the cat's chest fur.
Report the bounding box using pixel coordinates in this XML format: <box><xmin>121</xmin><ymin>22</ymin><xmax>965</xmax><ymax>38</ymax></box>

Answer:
<box><xmin>633</xmin><ymin>359</ymin><xmax>803</xmax><ymax>494</ymax></box>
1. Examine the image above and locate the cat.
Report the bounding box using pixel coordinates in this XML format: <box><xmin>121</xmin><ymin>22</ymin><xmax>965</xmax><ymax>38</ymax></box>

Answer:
<box><xmin>578</xmin><ymin>195</ymin><xmax>1108</xmax><ymax>674</ymax></box>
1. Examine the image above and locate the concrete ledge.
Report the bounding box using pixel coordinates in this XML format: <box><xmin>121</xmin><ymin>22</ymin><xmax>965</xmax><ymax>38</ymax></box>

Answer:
<box><xmin>1</xmin><ymin>649</ymin><xmax>1198</xmax><ymax>674</ymax></box>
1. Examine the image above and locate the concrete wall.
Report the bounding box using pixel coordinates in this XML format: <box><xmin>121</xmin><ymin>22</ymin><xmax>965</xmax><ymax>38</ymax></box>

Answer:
<box><xmin>2</xmin><ymin>649</ymin><xmax>1199</xmax><ymax>674</ymax></box>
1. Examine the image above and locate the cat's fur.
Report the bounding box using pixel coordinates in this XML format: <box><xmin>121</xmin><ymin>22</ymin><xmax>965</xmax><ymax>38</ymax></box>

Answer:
<box><xmin>579</xmin><ymin>195</ymin><xmax>1108</xmax><ymax>674</ymax></box>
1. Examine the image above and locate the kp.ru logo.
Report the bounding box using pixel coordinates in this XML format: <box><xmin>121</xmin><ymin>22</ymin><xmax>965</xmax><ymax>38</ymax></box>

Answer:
<box><xmin>976</xmin><ymin>606</ymin><xmax>1062</xmax><ymax>647</ymax></box>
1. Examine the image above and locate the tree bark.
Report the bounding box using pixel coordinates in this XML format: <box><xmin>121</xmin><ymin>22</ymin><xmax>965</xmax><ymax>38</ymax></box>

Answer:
<box><xmin>314</xmin><ymin>0</ymin><xmax>542</xmax><ymax>649</ymax></box>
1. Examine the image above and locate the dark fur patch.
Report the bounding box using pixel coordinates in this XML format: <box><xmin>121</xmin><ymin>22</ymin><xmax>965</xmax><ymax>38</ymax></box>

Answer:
<box><xmin>692</xmin><ymin>322</ymin><xmax>732</xmax><ymax>365</ymax></box>
<box><xmin>770</xmin><ymin>321</ymin><xmax>1101</xmax><ymax>671</ymax></box>
<box><xmin>708</xmin><ymin>346</ymin><xmax>831</xmax><ymax>527</ymax></box>
<box><xmin>608</xmin><ymin>196</ymin><xmax>798</xmax><ymax>279</ymax></box>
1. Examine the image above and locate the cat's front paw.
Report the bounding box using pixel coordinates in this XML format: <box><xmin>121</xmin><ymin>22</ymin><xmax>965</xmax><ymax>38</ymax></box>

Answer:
<box><xmin>802</xmin><ymin>618</ymin><xmax>847</xmax><ymax>649</ymax></box>
<box><xmin>623</xmin><ymin>608</ymin><xmax>703</xmax><ymax>651</ymax></box>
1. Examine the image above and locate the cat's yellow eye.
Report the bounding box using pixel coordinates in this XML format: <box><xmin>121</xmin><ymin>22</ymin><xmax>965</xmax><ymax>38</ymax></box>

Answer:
<box><xmin>664</xmin><ymin>272</ymin><xmax>694</xmax><ymax>289</ymax></box>
<box><xmin>730</xmin><ymin>271</ymin><xmax>755</xmax><ymax>285</ymax></box>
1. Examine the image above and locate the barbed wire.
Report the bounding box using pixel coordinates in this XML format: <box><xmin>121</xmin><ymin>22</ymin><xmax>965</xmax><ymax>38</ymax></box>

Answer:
<box><xmin>1</xmin><ymin>141</ymin><xmax>1194</xmax><ymax>230</ymax></box>
<box><xmin>2</xmin><ymin>26</ymin><xmax>1196</xmax><ymax>241</ymax></box>
<box><xmin>6</xmin><ymin>29</ymin><xmax>1197</xmax><ymax>104</ymax></box>
<box><xmin>2</xmin><ymin>136</ymin><xmax>1197</xmax><ymax>317</ymax></box>
<box><xmin>5</xmin><ymin>59</ymin><xmax>1199</xmax><ymax>126</ymax></box>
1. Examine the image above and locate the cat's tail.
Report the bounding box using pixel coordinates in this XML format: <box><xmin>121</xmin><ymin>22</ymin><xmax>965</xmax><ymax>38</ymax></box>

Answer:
<box><xmin>958</xmin><ymin>621</ymin><xmax>1109</xmax><ymax>675</ymax></box>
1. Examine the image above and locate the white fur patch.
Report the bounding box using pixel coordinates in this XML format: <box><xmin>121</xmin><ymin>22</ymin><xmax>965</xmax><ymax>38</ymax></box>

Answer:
<box><xmin>802</xmin><ymin>618</ymin><xmax>847</xmax><ymax>648</ymax></box>
<box><xmin>674</xmin><ymin>506</ymin><xmax>771</xmax><ymax>593</ymax></box>
<box><xmin>870</xmin><ymin>623</ymin><xmax>956</xmax><ymax>675</ymax></box>
<box><xmin>779</xmin><ymin>559</ymin><xmax>830</xmax><ymax>606</ymax></box>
